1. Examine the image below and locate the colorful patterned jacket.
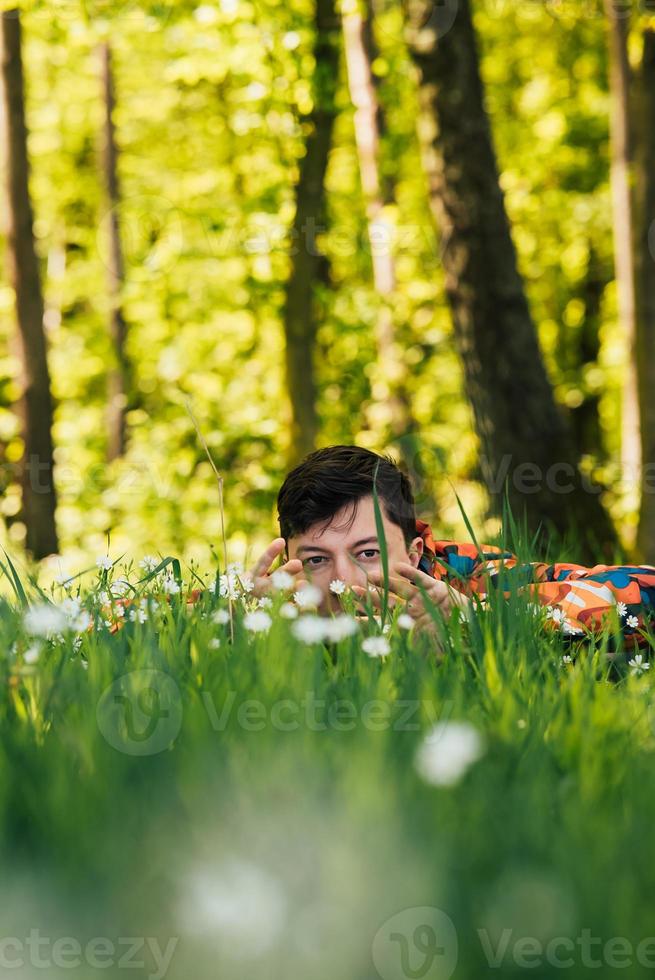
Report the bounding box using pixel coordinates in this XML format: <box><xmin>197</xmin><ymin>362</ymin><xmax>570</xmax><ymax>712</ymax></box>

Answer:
<box><xmin>416</xmin><ymin>520</ymin><xmax>655</xmax><ymax>649</ymax></box>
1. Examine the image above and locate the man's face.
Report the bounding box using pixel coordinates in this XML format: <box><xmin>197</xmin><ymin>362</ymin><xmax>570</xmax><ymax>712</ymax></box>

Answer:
<box><xmin>287</xmin><ymin>495</ymin><xmax>424</xmax><ymax>613</ymax></box>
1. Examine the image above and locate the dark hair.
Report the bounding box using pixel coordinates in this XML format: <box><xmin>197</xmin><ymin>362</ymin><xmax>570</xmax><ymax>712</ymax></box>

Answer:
<box><xmin>277</xmin><ymin>445</ymin><xmax>417</xmax><ymax>544</ymax></box>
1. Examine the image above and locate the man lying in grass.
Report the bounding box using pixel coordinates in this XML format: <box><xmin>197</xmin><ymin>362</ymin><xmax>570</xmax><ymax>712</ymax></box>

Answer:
<box><xmin>250</xmin><ymin>445</ymin><xmax>655</xmax><ymax>648</ymax></box>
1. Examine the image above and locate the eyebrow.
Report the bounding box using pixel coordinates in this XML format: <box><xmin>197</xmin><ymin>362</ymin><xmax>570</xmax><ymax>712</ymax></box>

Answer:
<box><xmin>296</xmin><ymin>537</ymin><xmax>379</xmax><ymax>556</ymax></box>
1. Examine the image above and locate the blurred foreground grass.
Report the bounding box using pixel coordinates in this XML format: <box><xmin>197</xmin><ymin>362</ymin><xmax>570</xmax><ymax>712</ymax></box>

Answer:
<box><xmin>0</xmin><ymin>547</ymin><xmax>653</xmax><ymax>980</ymax></box>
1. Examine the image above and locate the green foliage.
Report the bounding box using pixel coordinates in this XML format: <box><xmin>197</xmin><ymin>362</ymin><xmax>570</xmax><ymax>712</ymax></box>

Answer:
<box><xmin>0</xmin><ymin>0</ymin><xmax>634</xmax><ymax>564</ymax></box>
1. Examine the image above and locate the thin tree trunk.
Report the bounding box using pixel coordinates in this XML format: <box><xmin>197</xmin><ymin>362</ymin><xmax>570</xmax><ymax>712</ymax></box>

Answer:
<box><xmin>604</xmin><ymin>0</ymin><xmax>640</xmax><ymax>522</ymax></box>
<box><xmin>404</xmin><ymin>0</ymin><xmax>616</xmax><ymax>556</ymax></box>
<box><xmin>1</xmin><ymin>9</ymin><xmax>58</xmax><ymax>558</ymax></box>
<box><xmin>283</xmin><ymin>0</ymin><xmax>339</xmax><ymax>465</ymax></box>
<box><xmin>343</xmin><ymin>0</ymin><xmax>433</xmax><ymax>509</ymax></box>
<box><xmin>100</xmin><ymin>41</ymin><xmax>129</xmax><ymax>461</ymax></box>
<box><xmin>635</xmin><ymin>27</ymin><xmax>655</xmax><ymax>560</ymax></box>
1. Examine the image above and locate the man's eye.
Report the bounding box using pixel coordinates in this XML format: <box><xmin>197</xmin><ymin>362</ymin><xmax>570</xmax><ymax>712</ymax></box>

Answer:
<box><xmin>304</xmin><ymin>556</ymin><xmax>327</xmax><ymax>567</ymax></box>
<box><xmin>358</xmin><ymin>549</ymin><xmax>380</xmax><ymax>561</ymax></box>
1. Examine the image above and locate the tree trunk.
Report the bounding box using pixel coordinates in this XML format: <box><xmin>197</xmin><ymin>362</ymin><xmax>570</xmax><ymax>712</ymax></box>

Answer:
<box><xmin>283</xmin><ymin>0</ymin><xmax>339</xmax><ymax>465</ymax></box>
<box><xmin>404</xmin><ymin>0</ymin><xmax>616</xmax><ymax>557</ymax></box>
<box><xmin>1</xmin><ymin>9</ymin><xmax>58</xmax><ymax>558</ymax></box>
<box><xmin>635</xmin><ymin>27</ymin><xmax>655</xmax><ymax>561</ymax></box>
<box><xmin>343</xmin><ymin>0</ymin><xmax>433</xmax><ymax>511</ymax></box>
<box><xmin>604</xmin><ymin>0</ymin><xmax>640</xmax><ymax>526</ymax></box>
<box><xmin>100</xmin><ymin>41</ymin><xmax>129</xmax><ymax>461</ymax></box>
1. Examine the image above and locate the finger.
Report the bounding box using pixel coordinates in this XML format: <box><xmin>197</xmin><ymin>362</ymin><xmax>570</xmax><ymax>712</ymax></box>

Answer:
<box><xmin>364</xmin><ymin>572</ymin><xmax>419</xmax><ymax>601</ymax></box>
<box><xmin>250</xmin><ymin>538</ymin><xmax>286</xmax><ymax>580</ymax></box>
<box><xmin>277</xmin><ymin>558</ymin><xmax>303</xmax><ymax>577</ymax></box>
<box><xmin>393</xmin><ymin>561</ymin><xmax>446</xmax><ymax>592</ymax></box>
<box><xmin>352</xmin><ymin>585</ymin><xmax>401</xmax><ymax>610</ymax></box>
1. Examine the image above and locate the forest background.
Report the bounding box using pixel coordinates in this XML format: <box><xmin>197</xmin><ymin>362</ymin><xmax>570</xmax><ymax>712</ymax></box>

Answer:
<box><xmin>1</xmin><ymin>0</ymin><xmax>654</xmax><ymax>574</ymax></box>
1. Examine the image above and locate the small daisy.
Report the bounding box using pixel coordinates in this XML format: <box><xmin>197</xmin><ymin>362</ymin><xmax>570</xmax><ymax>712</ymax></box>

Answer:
<box><xmin>163</xmin><ymin>577</ymin><xmax>181</xmax><ymax>596</ymax></box>
<box><xmin>561</xmin><ymin>655</ymin><xmax>573</xmax><ymax>667</ymax></box>
<box><xmin>362</xmin><ymin>636</ymin><xmax>391</xmax><ymax>658</ymax></box>
<box><xmin>294</xmin><ymin>584</ymin><xmax>323</xmax><ymax>608</ymax></box>
<box><xmin>24</xmin><ymin>604</ymin><xmax>68</xmax><ymax>639</ymax></box>
<box><xmin>397</xmin><ymin>613</ymin><xmax>415</xmax><ymax>631</ymax></box>
<box><xmin>23</xmin><ymin>644</ymin><xmax>41</xmax><ymax>665</ymax></box>
<box><xmin>324</xmin><ymin>615</ymin><xmax>359</xmax><ymax>642</ymax></box>
<box><xmin>129</xmin><ymin>607</ymin><xmax>147</xmax><ymax>624</ymax></box>
<box><xmin>212</xmin><ymin>609</ymin><xmax>231</xmax><ymax>625</ymax></box>
<box><xmin>329</xmin><ymin>579</ymin><xmax>347</xmax><ymax>596</ymax></box>
<box><xmin>109</xmin><ymin>577</ymin><xmax>131</xmax><ymax>597</ymax></box>
<box><xmin>626</xmin><ymin>615</ymin><xmax>640</xmax><ymax>630</ymax></box>
<box><xmin>257</xmin><ymin>596</ymin><xmax>273</xmax><ymax>609</ymax></box>
<box><xmin>243</xmin><ymin>610</ymin><xmax>272</xmax><ymax>633</ymax></box>
<box><xmin>616</xmin><ymin>601</ymin><xmax>627</xmax><ymax>618</ymax></box>
<box><xmin>270</xmin><ymin>569</ymin><xmax>295</xmax><ymax>591</ymax></box>
<box><xmin>209</xmin><ymin>637</ymin><xmax>221</xmax><ymax>649</ymax></box>
<box><xmin>96</xmin><ymin>555</ymin><xmax>113</xmax><ymax>572</ymax></box>
<box><xmin>139</xmin><ymin>556</ymin><xmax>159</xmax><ymax>573</ymax></box>
<box><xmin>414</xmin><ymin>720</ymin><xmax>485</xmax><ymax>787</ymax></box>
<box><xmin>292</xmin><ymin>615</ymin><xmax>327</xmax><ymax>644</ymax></box>
<box><xmin>628</xmin><ymin>654</ymin><xmax>650</xmax><ymax>676</ymax></box>
<box><xmin>279</xmin><ymin>602</ymin><xmax>299</xmax><ymax>620</ymax></box>
<box><xmin>548</xmin><ymin>607</ymin><xmax>565</xmax><ymax>624</ymax></box>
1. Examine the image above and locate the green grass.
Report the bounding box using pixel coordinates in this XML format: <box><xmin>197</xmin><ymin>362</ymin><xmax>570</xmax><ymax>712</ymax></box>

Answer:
<box><xmin>0</xmin><ymin>544</ymin><xmax>653</xmax><ymax>980</ymax></box>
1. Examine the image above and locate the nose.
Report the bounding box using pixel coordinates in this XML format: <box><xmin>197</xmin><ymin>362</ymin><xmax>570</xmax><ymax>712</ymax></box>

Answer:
<box><xmin>332</xmin><ymin>555</ymin><xmax>367</xmax><ymax>588</ymax></box>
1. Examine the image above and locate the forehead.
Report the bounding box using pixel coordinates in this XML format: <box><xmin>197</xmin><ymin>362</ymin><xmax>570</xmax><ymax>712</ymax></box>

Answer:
<box><xmin>291</xmin><ymin>496</ymin><xmax>401</xmax><ymax>549</ymax></box>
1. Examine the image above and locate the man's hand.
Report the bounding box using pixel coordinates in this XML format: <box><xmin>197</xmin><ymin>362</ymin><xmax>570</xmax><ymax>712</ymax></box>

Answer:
<box><xmin>249</xmin><ymin>537</ymin><xmax>305</xmax><ymax>599</ymax></box>
<box><xmin>353</xmin><ymin>562</ymin><xmax>473</xmax><ymax>635</ymax></box>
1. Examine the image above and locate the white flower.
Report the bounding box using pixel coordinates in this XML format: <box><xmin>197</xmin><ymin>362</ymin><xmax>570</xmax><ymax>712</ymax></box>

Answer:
<box><xmin>270</xmin><ymin>569</ymin><xmax>295</xmax><ymax>592</ymax></box>
<box><xmin>96</xmin><ymin>555</ymin><xmax>113</xmax><ymax>571</ymax></box>
<box><xmin>415</xmin><ymin>720</ymin><xmax>485</xmax><ymax>787</ymax></box>
<box><xmin>397</xmin><ymin>613</ymin><xmax>415</xmax><ymax>631</ymax></box>
<box><xmin>324</xmin><ymin>615</ymin><xmax>359</xmax><ymax>643</ymax></box>
<box><xmin>55</xmin><ymin>572</ymin><xmax>73</xmax><ymax>587</ymax></box>
<box><xmin>292</xmin><ymin>615</ymin><xmax>327</xmax><ymax>644</ymax></box>
<box><xmin>109</xmin><ymin>577</ymin><xmax>131</xmax><ymax>597</ymax></box>
<box><xmin>562</xmin><ymin>622</ymin><xmax>584</xmax><ymax>636</ymax></box>
<box><xmin>24</xmin><ymin>604</ymin><xmax>68</xmax><ymax>638</ymax></box>
<box><xmin>209</xmin><ymin>637</ymin><xmax>221</xmax><ymax>649</ymax></box>
<box><xmin>548</xmin><ymin>607</ymin><xmax>565</xmax><ymax>624</ymax></box>
<box><xmin>329</xmin><ymin>579</ymin><xmax>347</xmax><ymax>596</ymax></box>
<box><xmin>626</xmin><ymin>615</ymin><xmax>640</xmax><ymax>630</ymax></box>
<box><xmin>616</xmin><ymin>601</ymin><xmax>627</xmax><ymax>618</ymax></box>
<box><xmin>561</xmin><ymin>655</ymin><xmax>573</xmax><ymax>666</ymax></box>
<box><xmin>243</xmin><ymin>610</ymin><xmax>272</xmax><ymax>633</ymax></box>
<box><xmin>257</xmin><ymin>596</ymin><xmax>273</xmax><ymax>609</ymax></box>
<box><xmin>23</xmin><ymin>644</ymin><xmax>41</xmax><ymax>665</ymax></box>
<box><xmin>362</xmin><ymin>636</ymin><xmax>391</xmax><ymax>658</ymax></box>
<box><xmin>212</xmin><ymin>609</ymin><xmax>231</xmax><ymax>625</ymax></box>
<box><xmin>129</xmin><ymin>607</ymin><xmax>147</xmax><ymax>624</ymax></box>
<box><xmin>279</xmin><ymin>602</ymin><xmax>299</xmax><ymax>620</ymax></box>
<box><xmin>227</xmin><ymin>561</ymin><xmax>245</xmax><ymax>575</ymax></box>
<box><xmin>163</xmin><ymin>576</ymin><xmax>181</xmax><ymax>596</ymax></box>
<box><xmin>294</xmin><ymin>584</ymin><xmax>323</xmax><ymax>608</ymax></box>
<box><xmin>628</xmin><ymin>654</ymin><xmax>650</xmax><ymax>676</ymax></box>
<box><xmin>139</xmin><ymin>556</ymin><xmax>160</xmax><ymax>573</ymax></box>
<box><xmin>219</xmin><ymin>572</ymin><xmax>253</xmax><ymax>600</ymax></box>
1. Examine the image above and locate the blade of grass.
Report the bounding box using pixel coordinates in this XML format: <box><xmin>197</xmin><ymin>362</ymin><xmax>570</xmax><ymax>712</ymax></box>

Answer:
<box><xmin>185</xmin><ymin>398</ymin><xmax>233</xmax><ymax>642</ymax></box>
<box><xmin>372</xmin><ymin>459</ymin><xmax>390</xmax><ymax>626</ymax></box>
